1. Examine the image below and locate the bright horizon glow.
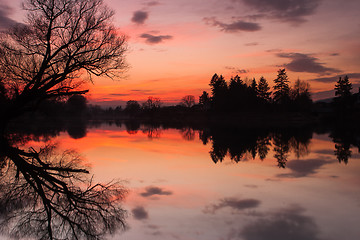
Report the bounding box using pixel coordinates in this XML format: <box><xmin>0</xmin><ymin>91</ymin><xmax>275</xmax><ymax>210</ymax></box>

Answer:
<box><xmin>2</xmin><ymin>0</ymin><xmax>360</xmax><ymax>106</ymax></box>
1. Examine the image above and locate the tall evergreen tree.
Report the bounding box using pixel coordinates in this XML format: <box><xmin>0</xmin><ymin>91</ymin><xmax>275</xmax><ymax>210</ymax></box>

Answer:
<box><xmin>335</xmin><ymin>75</ymin><xmax>352</xmax><ymax>98</ymax></box>
<box><xmin>257</xmin><ymin>76</ymin><xmax>271</xmax><ymax>102</ymax></box>
<box><xmin>199</xmin><ymin>91</ymin><xmax>210</xmax><ymax>107</ymax></box>
<box><xmin>273</xmin><ymin>69</ymin><xmax>290</xmax><ymax>104</ymax></box>
<box><xmin>209</xmin><ymin>74</ymin><xmax>228</xmax><ymax>110</ymax></box>
<box><xmin>250</xmin><ymin>78</ymin><xmax>258</xmax><ymax>94</ymax></box>
<box><xmin>334</xmin><ymin>75</ymin><xmax>354</xmax><ymax>112</ymax></box>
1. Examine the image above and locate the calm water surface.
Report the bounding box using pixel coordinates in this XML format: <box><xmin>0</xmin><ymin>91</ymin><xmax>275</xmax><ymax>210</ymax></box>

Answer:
<box><xmin>11</xmin><ymin>123</ymin><xmax>360</xmax><ymax>240</ymax></box>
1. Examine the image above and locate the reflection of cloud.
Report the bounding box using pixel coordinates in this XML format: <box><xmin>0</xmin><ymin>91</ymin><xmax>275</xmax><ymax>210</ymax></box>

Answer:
<box><xmin>140</xmin><ymin>186</ymin><xmax>173</xmax><ymax>197</ymax></box>
<box><xmin>131</xmin><ymin>11</ymin><xmax>148</xmax><ymax>24</ymax></box>
<box><xmin>204</xmin><ymin>17</ymin><xmax>261</xmax><ymax>32</ymax></box>
<box><xmin>204</xmin><ymin>197</ymin><xmax>261</xmax><ymax>214</ymax></box>
<box><xmin>143</xmin><ymin>1</ymin><xmax>160</xmax><ymax>7</ymax></box>
<box><xmin>244</xmin><ymin>184</ymin><xmax>258</xmax><ymax>189</ymax></box>
<box><xmin>240</xmin><ymin>205</ymin><xmax>320</xmax><ymax>240</ymax></box>
<box><xmin>0</xmin><ymin>2</ymin><xmax>17</xmax><ymax>29</ymax></box>
<box><xmin>140</xmin><ymin>33</ymin><xmax>173</xmax><ymax>44</ymax></box>
<box><xmin>277</xmin><ymin>53</ymin><xmax>339</xmax><ymax>74</ymax></box>
<box><xmin>242</xmin><ymin>0</ymin><xmax>321</xmax><ymax>24</ymax></box>
<box><xmin>277</xmin><ymin>159</ymin><xmax>329</xmax><ymax>178</ymax></box>
<box><xmin>132</xmin><ymin>206</ymin><xmax>149</xmax><ymax>220</ymax></box>
<box><xmin>314</xmin><ymin>149</ymin><xmax>336</xmax><ymax>156</ymax></box>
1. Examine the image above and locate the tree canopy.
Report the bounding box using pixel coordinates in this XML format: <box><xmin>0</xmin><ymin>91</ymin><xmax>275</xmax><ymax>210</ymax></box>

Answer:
<box><xmin>0</xmin><ymin>0</ymin><xmax>127</xmax><ymax>120</ymax></box>
<box><xmin>335</xmin><ymin>75</ymin><xmax>352</xmax><ymax>98</ymax></box>
<box><xmin>273</xmin><ymin>69</ymin><xmax>290</xmax><ymax>104</ymax></box>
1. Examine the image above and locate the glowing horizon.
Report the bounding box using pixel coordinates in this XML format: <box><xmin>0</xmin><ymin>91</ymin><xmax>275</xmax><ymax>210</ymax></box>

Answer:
<box><xmin>2</xmin><ymin>0</ymin><xmax>360</xmax><ymax>106</ymax></box>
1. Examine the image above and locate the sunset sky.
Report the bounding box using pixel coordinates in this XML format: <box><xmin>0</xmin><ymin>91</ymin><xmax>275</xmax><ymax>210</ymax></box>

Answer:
<box><xmin>1</xmin><ymin>0</ymin><xmax>360</xmax><ymax>106</ymax></box>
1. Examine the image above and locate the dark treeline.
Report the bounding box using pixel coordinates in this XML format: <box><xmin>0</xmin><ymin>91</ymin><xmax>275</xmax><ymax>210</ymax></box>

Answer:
<box><xmin>6</xmin><ymin>69</ymin><xmax>360</xmax><ymax>130</ymax></box>
<box><xmin>202</xmin><ymin>69</ymin><xmax>312</xmax><ymax>112</ymax></box>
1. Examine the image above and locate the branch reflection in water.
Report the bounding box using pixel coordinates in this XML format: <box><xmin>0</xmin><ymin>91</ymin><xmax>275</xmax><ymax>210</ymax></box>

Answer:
<box><xmin>0</xmin><ymin>136</ymin><xmax>128</xmax><ymax>240</ymax></box>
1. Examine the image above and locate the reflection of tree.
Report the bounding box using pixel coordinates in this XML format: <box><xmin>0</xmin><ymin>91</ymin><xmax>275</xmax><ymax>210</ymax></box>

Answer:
<box><xmin>210</xmin><ymin>145</ymin><xmax>227</xmax><ymax>164</ymax></box>
<box><xmin>125</xmin><ymin>121</ymin><xmax>140</xmax><ymax>135</ymax></box>
<box><xmin>272</xmin><ymin>134</ymin><xmax>290</xmax><ymax>168</ymax></box>
<box><xmin>180</xmin><ymin>128</ymin><xmax>196</xmax><ymax>141</ymax></box>
<box><xmin>199</xmin><ymin>129</ymin><xmax>211</xmax><ymax>145</ymax></box>
<box><xmin>289</xmin><ymin>136</ymin><xmax>311</xmax><ymax>159</ymax></box>
<box><xmin>256</xmin><ymin>137</ymin><xmax>271</xmax><ymax>160</ymax></box>
<box><xmin>330</xmin><ymin>127</ymin><xmax>360</xmax><ymax>164</ymax></box>
<box><xmin>142</xmin><ymin>126</ymin><xmax>162</xmax><ymax>139</ymax></box>
<box><xmin>334</xmin><ymin>143</ymin><xmax>351</xmax><ymax>164</ymax></box>
<box><xmin>206</xmin><ymin>128</ymin><xmax>265</xmax><ymax>164</ymax></box>
<box><xmin>0</xmin><ymin>140</ymin><xmax>127</xmax><ymax>239</ymax></box>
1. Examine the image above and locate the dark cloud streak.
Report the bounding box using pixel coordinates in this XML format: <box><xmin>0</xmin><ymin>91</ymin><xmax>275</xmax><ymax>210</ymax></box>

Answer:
<box><xmin>140</xmin><ymin>33</ymin><xmax>173</xmax><ymax>44</ymax></box>
<box><xmin>204</xmin><ymin>197</ymin><xmax>261</xmax><ymax>214</ymax></box>
<box><xmin>204</xmin><ymin>17</ymin><xmax>261</xmax><ymax>32</ymax></box>
<box><xmin>140</xmin><ymin>186</ymin><xmax>173</xmax><ymax>197</ymax></box>
<box><xmin>241</xmin><ymin>0</ymin><xmax>321</xmax><ymax>24</ymax></box>
<box><xmin>131</xmin><ymin>11</ymin><xmax>149</xmax><ymax>24</ymax></box>
<box><xmin>277</xmin><ymin>52</ymin><xmax>339</xmax><ymax>74</ymax></box>
<box><xmin>225</xmin><ymin>66</ymin><xmax>249</xmax><ymax>74</ymax></box>
<box><xmin>131</xmin><ymin>206</ymin><xmax>149</xmax><ymax>220</ymax></box>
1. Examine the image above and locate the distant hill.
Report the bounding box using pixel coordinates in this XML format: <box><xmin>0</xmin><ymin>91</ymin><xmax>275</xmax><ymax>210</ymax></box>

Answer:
<box><xmin>312</xmin><ymin>83</ymin><xmax>360</xmax><ymax>103</ymax></box>
<box><xmin>312</xmin><ymin>90</ymin><xmax>335</xmax><ymax>102</ymax></box>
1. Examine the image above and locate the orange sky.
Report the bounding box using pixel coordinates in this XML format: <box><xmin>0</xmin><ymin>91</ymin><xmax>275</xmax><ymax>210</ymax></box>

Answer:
<box><xmin>2</xmin><ymin>0</ymin><xmax>360</xmax><ymax>106</ymax></box>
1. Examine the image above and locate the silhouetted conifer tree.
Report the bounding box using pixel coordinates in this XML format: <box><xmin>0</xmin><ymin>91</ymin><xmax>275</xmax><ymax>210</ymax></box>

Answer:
<box><xmin>250</xmin><ymin>78</ymin><xmax>258</xmax><ymax>94</ymax></box>
<box><xmin>273</xmin><ymin>69</ymin><xmax>290</xmax><ymax>105</ymax></box>
<box><xmin>209</xmin><ymin>74</ymin><xmax>228</xmax><ymax>111</ymax></box>
<box><xmin>199</xmin><ymin>91</ymin><xmax>210</xmax><ymax>110</ymax></box>
<box><xmin>229</xmin><ymin>75</ymin><xmax>247</xmax><ymax>111</ymax></box>
<box><xmin>335</xmin><ymin>75</ymin><xmax>352</xmax><ymax>98</ymax></box>
<box><xmin>334</xmin><ymin>75</ymin><xmax>354</xmax><ymax>112</ymax></box>
<box><xmin>257</xmin><ymin>76</ymin><xmax>272</xmax><ymax>102</ymax></box>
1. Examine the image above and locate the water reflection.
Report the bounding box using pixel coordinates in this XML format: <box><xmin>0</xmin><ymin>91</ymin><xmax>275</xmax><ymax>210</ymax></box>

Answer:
<box><xmin>198</xmin><ymin>127</ymin><xmax>315</xmax><ymax>167</ymax></box>
<box><xmin>93</xmin><ymin>121</ymin><xmax>360</xmax><ymax>166</ymax></box>
<box><xmin>4</xmin><ymin>120</ymin><xmax>360</xmax><ymax>240</ymax></box>
<box><xmin>0</xmin><ymin>134</ymin><xmax>128</xmax><ymax>239</ymax></box>
<box><xmin>240</xmin><ymin>205</ymin><xmax>321</xmax><ymax>240</ymax></box>
<box><xmin>9</xmin><ymin>119</ymin><xmax>360</xmax><ymax>169</ymax></box>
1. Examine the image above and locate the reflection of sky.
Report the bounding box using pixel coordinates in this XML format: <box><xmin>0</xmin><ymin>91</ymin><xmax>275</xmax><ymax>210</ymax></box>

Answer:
<box><xmin>50</xmin><ymin>127</ymin><xmax>360</xmax><ymax>240</ymax></box>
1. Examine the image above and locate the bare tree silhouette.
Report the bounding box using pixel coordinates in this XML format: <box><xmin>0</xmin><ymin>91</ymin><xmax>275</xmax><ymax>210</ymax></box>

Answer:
<box><xmin>0</xmin><ymin>0</ymin><xmax>127</xmax><ymax>124</ymax></box>
<box><xmin>181</xmin><ymin>95</ymin><xmax>195</xmax><ymax>108</ymax></box>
